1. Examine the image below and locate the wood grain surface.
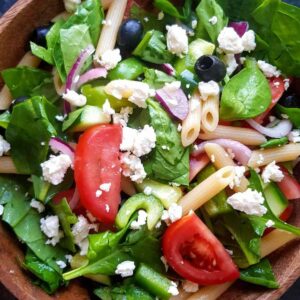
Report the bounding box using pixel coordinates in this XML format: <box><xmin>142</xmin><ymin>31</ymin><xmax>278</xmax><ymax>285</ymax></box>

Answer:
<box><xmin>0</xmin><ymin>0</ymin><xmax>300</xmax><ymax>299</ymax></box>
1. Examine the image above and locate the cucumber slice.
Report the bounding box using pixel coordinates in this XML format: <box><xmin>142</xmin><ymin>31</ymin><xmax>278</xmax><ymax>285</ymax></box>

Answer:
<box><xmin>69</xmin><ymin>105</ymin><xmax>110</xmax><ymax>132</ymax></box>
<box><xmin>264</xmin><ymin>182</ymin><xmax>288</xmax><ymax>217</ymax></box>
<box><xmin>175</xmin><ymin>38</ymin><xmax>215</xmax><ymax>74</ymax></box>
<box><xmin>135</xmin><ymin>179</ymin><xmax>182</xmax><ymax>209</ymax></box>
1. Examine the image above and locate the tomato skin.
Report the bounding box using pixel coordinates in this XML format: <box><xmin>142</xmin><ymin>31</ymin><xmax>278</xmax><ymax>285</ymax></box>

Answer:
<box><xmin>74</xmin><ymin>125</ymin><xmax>122</xmax><ymax>224</ymax></box>
<box><xmin>162</xmin><ymin>212</ymin><xmax>240</xmax><ymax>285</ymax></box>
<box><xmin>254</xmin><ymin>77</ymin><xmax>285</xmax><ymax>124</ymax></box>
<box><xmin>277</xmin><ymin>166</ymin><xmax>300</xmax><ymax>200</ymax></box>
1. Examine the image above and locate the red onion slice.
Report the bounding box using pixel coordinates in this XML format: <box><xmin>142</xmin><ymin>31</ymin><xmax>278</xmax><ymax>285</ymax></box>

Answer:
<box><xmin>189</xmin><ymin>154</ymin><xmax>210</xmax><ymax>182</ymax></box>
<box><xmin>192</xmin><ymin>138</ymin><xmax>252</xmax><ymax>165</ymax></box>
<box><xmin>49</xmin><ymin>137</ymin><xmax>75</xmax><ymax>162</ymax></box>
<box><xmin>76</xmin><ymin>68</ymin><xmax>108</xmax><ymax>89</ymax></box>
<box><xmin>155</xmin><ymin>85</ymin><xmax>189</xmax><ymax>121</ymax></box>
<box><xmin>161</xmin><ymin>63</ymin><xmax>176</xmax><ymax>76</ymax></box>
<box><xmin>246</xmin><ymin>119</ymin><xmax>293</xmax><ymax>139</ymax></box>
<box><xmin>69</xmin><ymin>187</ymin><xmax>80</xmax><ymax>210</ymax></box>
<box><xmin>229</xmin><ymin>21</ymin><xmax>249</xmax><ymax>37</ymax></box>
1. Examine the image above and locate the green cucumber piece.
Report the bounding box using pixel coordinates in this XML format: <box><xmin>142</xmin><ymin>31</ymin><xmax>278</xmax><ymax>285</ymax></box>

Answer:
<box><xmin>135</xmin><ymin>179</ymin><xmax>182</xmax><ymax>209</ymax></box>
<box><xmin>174</xmin><ymin>38</ymin><xmax>215</xmax><ymax>74</ymax></box>
<box><xmin>264</xmin><ymin>182</ymin><xmax>288</xmax><ymax>217</ymax></box>
<box><xmin>115</xmin><ymin>193</ymin><xmax>163</xmax><ymax>230</ymax></box>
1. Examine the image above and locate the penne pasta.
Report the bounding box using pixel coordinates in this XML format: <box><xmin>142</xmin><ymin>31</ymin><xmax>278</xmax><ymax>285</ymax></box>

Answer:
<box><xmin>181</xmin><ymin>93</ymin><xmax>202</xmax><ymax>147</ymax></box>
<box><xmin>101</xmin><ymin>0</ymin><xmax>114</xmax><ymax>9</ymax></box>
<box><xmin>201</xmin><ymin>95</ymin><xmax>219</xmax><ymax>132</ymax></box>
<box><xmin>0</xmin><ymin>157</ymin><xmax>18</xmax><ymax>174</ymax></box>
<box><xmin>94</xmin><ymin>0</ymin><xmax>127</xmax><ymax>61</ymax></box>
<box><xmin>190</xmin><ymin>229</ymin><xmax>298</xmax><ymax>300</ymax></box>
<box><xmin>199</xmin><ymin>125</ymin><xmax>267</xmax><ymax>146</ymax></box>
<box><xmin>121</xmin><ymin>175</ymin><xmax>136</xmax><ymax>196</ymax></box>
<box><xmin>0</xmin><ymin>52</ymin><xmax>41</xmax><ymax>110</ymax></box>
<box><xmin>178</xmin><ymin>166</ymin><xmax>235</xmax><ymax>215</ymax></box>
<box><xmin>248</xmin><ymin>143</ymin><xmax>300</xmax><ymax>168</ymax></box>
<box><xmin>204</xmin><ymin>143</ymin><xmax>249</xmax><ymax>192</ymax></box>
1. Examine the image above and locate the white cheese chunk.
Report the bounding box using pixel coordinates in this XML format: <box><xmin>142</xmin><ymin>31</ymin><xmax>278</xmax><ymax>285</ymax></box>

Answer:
<box><xmin>198</xmin><ymin>81</ymin><xmax>220</xmax><ymax>101</ymax></box>
<box><xmin>102</xmin><ymin>99</ymin><xmax>115</xmax><ymax>116</ymax></box>
<box><xmin>182</xmin><ymin>280</ymin><xmax>199</xmax><ymax>293</ymax></box>
<box><xmin>41</xmin><ymin>154</ymin><xmax>73</xmax><ymax>185</ymax></box>
<box><xmin>266</xmin><ymin>220</ymin><xmax>275</xmax><ymax>228</ymax></box>
<box><xmin>97</xmin><ymin>48</ymin><xmax>122</xmax><ymax>70</ymax></box>
<box><xmin>208</xmin><ymin>16</ymin><xmax>218</xmax><ymax>25</ymax></box>
<box><xmin>0</xmin><ymin>135</ymin><xmax>10</xmax><ymax>156</ymax></box>
<box><xmin>62</xmin><ymin>90</ymin><xmax>87</xmax><ymax>107</ymax></box>
<box><xmin>241</xmin><ymin>30</ymin><xmax>256</xmax><ymax>52</ymax></box>
<box><xmin>115</xmin><ymin>261</ymin><xmax>135</xmax><ymax>277</ymax></box>
<box><xmin>120</xmin><ymin>152</ymin><xmax>146</xmax><ymax>183</ymax></box>
<box><xmin>288</xmin><ymin>129</ymin><xmax>300</xmax><ymax>143</ymax></box>
<box><xmin>130</xmin><ymin>210</ymin><xmax>148</xmax><ymax>230</ymax></box>
<box><xmin>229</xmin><ymin>166</ymin><xmax>246</xmax><ymax>189</ymax></box>
<box><xmin>30</xmin><ymin>199</ymin><xmax>45</xmax><ymax>213</ymax></box>
<box><xmin>227</xmin><ymin>188</ymin><xmax>267</xmax><ymax>216</ymax></box>
<box><xmin>261</xmin><ymin>161</ymin><xmax>284</xmax><ymax>184</ymax></box>
<box><xmin>113</xmin><ymin>107</ymin><xmax>133</xmax><ymax>127</ymax></box>
<box><xmin>223</xmin><ymin>54</ymin><xmax>238</xmax><ymax>76</ymax></box>
<box><xmin>166</xmin><ymin>25</ymin><xmax>189</xmax><ymax>57</ymax></box>
<box><xmin>56</xmin><ymin>260</ymin><xmax>67</xmax><ymax>269</ymax></box>
<box><xmin>40</xmin><ymin>215</ymin><xmax>63</xmax><ymax>246</ymax></box>
<box><xmin>168</xmin><ymin>281</ymin><xmax>179</xmax><ymax>296</ymax></box>
<box><xmin>217</xmin><ymin>27</ymin><xmax>244</xmax><ymax>54</ymax></box>
<box><xmin>257</xmin><ymin>60</ymin><xmax>281</xmax><ymax>78</ymax></box>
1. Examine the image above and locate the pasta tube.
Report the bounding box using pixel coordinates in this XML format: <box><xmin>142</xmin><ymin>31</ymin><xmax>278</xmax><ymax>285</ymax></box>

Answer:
<box><xmin>201</xmin><ymin>95</ymin><xmax>219</xmax><ymax>132</ymax></box>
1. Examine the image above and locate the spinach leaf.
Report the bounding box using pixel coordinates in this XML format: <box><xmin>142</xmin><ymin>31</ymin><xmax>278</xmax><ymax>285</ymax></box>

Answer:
<box><xmin>94</xmin><ymin>282</ymin><xmax>154</xmax><ymax>300</ymax></box>
<box><xmin>0</xmin><ymin>111</ymin><xmax>11</xmax><ymax>129</ymax></box>
<box><xmin>133</xmin><ymin>30</ymin><xmax>174</xmax><ymax>64</ymax></box>
<box><xmin>1</xmin><ymin>67</ymin><xmax>51</xmax><ymax>98</ymax></box>
<box><xmin>51</xmin><ymin>198</ymin><xmax>78</xmax><ymax>252</ymax></box>
<box><xmin>240</xmin><ymin>258</ymin><xmax>279</xmax><ymax>288</ymax></box>
<box><xmin>154</xmin><ymin>0</ymin><xmax>184</xmax><ymax>19</ymax></box>
<box><xmin>276</xmin><ymin>104</ymin><xmax>300</xmax><ymax>128</ymax></box>
<box><xmin>260</xmin><ymin>137</ymin><xmax>288</xmax><ymax>149</ymax></box>
<box><xmin>62</xmin><ymin>108</ymin><xmax>84</xmax><ymax>131</ymax></box>
<box><xmin>220</xmin><ymin>59</ymin><xmax>271</xmax><ymax>121</ymax></box>
<box><xmin>248</xmin><ymin>169</ymin><xmax>300</xmax><ymax>236</ymax></box>
<box><xmin>30</xmin><ymin>42</ymin><xmax>53</xmax><ymax>65</ymax></box>
<box><xmin>6</xmin><ymin>96</ymin><xmax>60</xmax><ymax>175</ymax></box>
<box><xmin>23</xmin><ymin>249</ymin><xmax>63</xmax><ymax>294</ymax></box>
<box><xmin>60</xmin><ymin>24</ymin><xmax>93</xmax><ymax>76</ymax></box>
<box><xmin>31</xmin><ymin>77</ymin><xmax>60</xmax><ymax>103</ymax></box>
<box><xmin>143</xmin><ymin>68</ymin><xmax>175</xmax><ymax>89</ymax></box>
<box><xmin>143</xmin><ymin>99</ymin><xmax>189</xmax><ymax>186</ymax></box>
<box><xmin>196</xmin><ymin>0</ymin><xmax>228</xmax><ymax>43</ymax></box>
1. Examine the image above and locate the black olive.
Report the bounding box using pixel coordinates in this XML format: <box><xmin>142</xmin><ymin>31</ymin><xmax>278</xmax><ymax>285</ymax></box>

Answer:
<box><xmin>194</xmin><ymin>55</ymin><xmax>226</xmax><ymax>82</ymax></box>
<box><xmin>293</xmin><ymin>161</ymin><xmax>300</xmax><ymax>183</ymax></box>
<box><xmin>117</xmin><ymin>19</ymin><xmax>144</xmax><ymax>52</ymax></box>
<box><xmin>278</xmin><ymin>93</ymin><xmax>300</xmax><ymax>108</ymax></box>
<box><xmin>30</xmin><ymin>24</ymin><xmax>52</xmax><ymax>47</ymax></box>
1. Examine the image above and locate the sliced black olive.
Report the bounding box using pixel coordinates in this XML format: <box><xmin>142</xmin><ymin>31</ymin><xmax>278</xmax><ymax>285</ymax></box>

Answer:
<box><xmin>194</xmin><ymin>55</ymin><xmax>226</xmax><ymax>82</ymax></box>
<box><xmin>117</xmin><ymin>19</ymin><xmax>144</xmax><ymax>52</ymax></box>
<box><xmin>278</xmin><ymin>93</ymin><xmax>300</xmax><ymax>108</ymax></box>
<box><xmin>30</xmin><ymin>24</ymin><xmax>53</xmax><ymax>47</ymax></box>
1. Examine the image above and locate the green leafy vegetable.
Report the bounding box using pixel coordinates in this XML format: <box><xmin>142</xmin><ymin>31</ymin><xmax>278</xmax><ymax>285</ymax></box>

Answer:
<box><xmin>1</xmin><ymin>67</ymin><xmax>51</xmax><ymax>98</ymax></box>
<box><xmin>6</xmin><ymin>96</ymin><xmax>60</xmax><ymax>174</ymax></box>
<box><xmin>154</xmin><ymin>0</ymin><xmax>184</xmax><ymax>19</ymax></box>
<box><xmin>177</xmin><ymin>69</ymin><xmax>199</xmax><ymax>94</ymax></box>
<box><xmin>133</xmin><ymin>30</ymin><xmax>174</xmax><ymax>64</ymax></box>
<box><xmin>240</xmin><ymin>258</ymin><xmax>279</xmax><ymax>288</ymax></box>
<box><xmin>31</xmin><ymin>77</ymin><xmax>60</xmax><ymax>103</ymax></box>
<box><xmin>220</xmin><ymin>59</ymin><xmax>271</xmax><ymax>120</ymax></box>
<box><xmin>276</xmin><ymin>104</ymin><xmax>300</xmax><ymax>128</ymax></box>
<box><xmin>23</xmin><ymin>249</ymin><xmax>64</xmax><ymax>294</ymax></box>
<box><xmin>143</xmin><ymin>69</ymin><xmax>175</xmax><ymax>89</ymax></box>
<box><xmin>260</xmin><ymin>137</ymin><xmax>288</xmax><ymax>149</ymax></box>
<box><xmin>51</xmin><ymin>198</ymin><xmax>78</xmax><ymax>252</ymax></box>
<box><xmin>0</xmin><ymin>111</ymin><xmax>11</xmax><ymax>129</ymax></box>
<box><xmin>143</xmin><ymin>99</ymin><xmax>190</xmax><ymax>186</ymax></box>
<box><xmin>196</xmin><ymin>0</ymin><xmax>228</xmax><ymax>43</ymax></box>
<box><xmin>62</xmin><ymin>108</ymin><xmax>84</xmax><ymax>131</ymax></box>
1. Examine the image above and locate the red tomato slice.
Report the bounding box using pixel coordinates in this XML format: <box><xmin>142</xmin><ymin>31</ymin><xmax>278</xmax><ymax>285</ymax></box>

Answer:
<box><xmin>254</xmin><ymin>77</ymin><xmax>285</xmax><ymax>124</ymax></box>
<box><xmin>189</xmin><ymin>154</ymin><xmax>210</xmax><ymax>182</ymax></box>
<box><xmin>74</xmin><ymin>124</ymin><xmax>122</xmax><ymax>224</ymax></box>
<box><xmin>277</xmin><ymin>166</ymin><xmax>300</xmax><ymax>200</ymax></box>
<box><xmin>162</xmin><ymin>212</ymin><xmax>240</xmax><ymax>285</ymax></box>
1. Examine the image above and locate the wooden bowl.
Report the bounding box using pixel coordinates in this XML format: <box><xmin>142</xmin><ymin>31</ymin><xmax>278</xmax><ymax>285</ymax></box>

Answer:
<box><xmin>0</xmin><ymin>1</ymin><xmax>299</xmax><ymax>299</ymax></box>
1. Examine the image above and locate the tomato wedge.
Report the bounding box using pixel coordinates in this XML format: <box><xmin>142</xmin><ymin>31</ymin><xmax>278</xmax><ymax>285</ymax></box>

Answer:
<box><xmin>277</xmin><ymin>166</ymin><xmax>300</xmax><ymax>200</ymax></box>
<box><xmin>254</xmin><ymin>77</ymin><xmax>285</xmax><ymax>124</ymax></box>
<box><xmin>162</xmin><ymin>212</ymin><xmax>240</xmax><ymax>285</ymax></box>
<box><xmin>74</xmin><ymin>124</ymin><xmax>122</xmax><ymax>224</ymax></box>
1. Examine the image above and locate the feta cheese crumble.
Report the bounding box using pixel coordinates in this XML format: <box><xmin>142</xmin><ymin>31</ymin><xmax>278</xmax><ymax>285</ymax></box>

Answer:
<box><xmin>218</xmin><ymin>27</ymin><xmax>244</xmax><ymax>54</ymax></box>
<box><xmin>41</xmin><ymin>154</ymin><xmax>73</xmax><ymax>185</ymax></box>
<box><xmin>198</xmin><ymin>81</ymin><xmax>220</xmax><ymax>101</ymax></box>
<box><xmin>223</xmin><ymin>54</ymin><xmax>238</xmax><ymax>76</ymax></box>
<box><xmin>241</xmin><ymin>30</ymin><xmax>256</xmax><ymax>52</ymax></box>
<box><xmin>261</xmin><ymin>161</ymin><xmax>284</xmax><ymax>184</ymax></box>
<box><xmin>62</xmin><ymin>90</ymin><xmax>87</xmax><ymax>107</ymax></box>
<box><xmin>166</xmin><ymin>25</ymin><xmax>189</xmax><ymax>57</ymax></box>
<box><xmin>105</xmin><ymin>80</ymin><xmax>154</xmax><ymax>108</ymax></box>
<box><xmin>40</xmin><ymin>215</ymin><xmax>63</xmax><ymax>246</ymax></box>
<box><xmin>266</xmin><ymin>220</ymin><xmax>275</xmax><ymax>228</ymax></box>
<box><xmin>0</xmin><ymin>204</ymin><xmax>4</xmax><ymax>216</ymax></box>
<box><xmin>115</xmin><ymin>261</ymin><xmax>135</xmax><ymax>277</ymax></box>
<box><xmin>182</xmin><ymin>280</ymin><xmax>199</xmax><ymax>293</ymax></box>
<box><xmin>191</xmin><ymin>20</ymin><xmax>198</xmax><ymax>29</ymax></box>
<box><xmin>56</xmin><ymin>260</ymin><xmax>67</xmax><ymax>269</ymax></box>
<box><xmin>97</xmin><ymin>48</ymin><xmax>122</xmax><ymax>70</ymax></box>
<box><xmin>130</xmin><ymin>210</ymin><xmax>148</xmax><ymax>230</ymax></box>
<box><xmin>99</xmin><ymin>182</ymin><xmax>111</xmax><ymax>192</ymax></box>
<box><xmin>229</xmin><ymin>166</ymin><xmax>246</xmax><ymax>189</ymax></box>
<box><xmin>158</xmin><ymin>11</ymin><xmax>164</xmax><ymax>20</ymax></box>
<box><xmin>102</xmin><ymin>99</ymin><xmax>115</xmax><ymax>116</ymax></box>
<box><xmin>284</xmin><ymin>78</ymin><xmax>290</xmax><ymax>91</ymax></box>
<box><xmin>227</xmin><ymin>188</ymin><xmax>267</xmax><ymax>216</ymax></box>
<box><xmin>162</xmin><ymin>203</ymin><xmax>183</xmax><ymax>224</ymax></box>
<box><xmin>113</xmin><ymin>107</ymin><xmax>133</xmax><ymax>127</ymax></box>
<box><xmin>208</xmin><ymin>16</ymin><xmax>218</xmax><ymax>25</ymax></box>
<box><xmin>30</xmin><ymin>199</ymin><xmax>45</xmax><ymax>213</ymax></box>
<box><xmin>120</xmin><ymin>152</ymin><xmax>147</xmax><ymax>183</ymax></box>
<box><xmin>288</xmin><ymin>129</ymin><xmax>300</xmax><ymax>143</ymax></box>
<box><xmin>0</xmin><ymin>135</ymin><xmax>10</xmax><ymax>156</ymax></box>
<box><xmin>257</xmin><ymin>60</ymin><xmax>281</xmax><ymax>78</ymax></box>
<box><xmin>168</xmin><ymin>281</ymin><xmax>179</xmax><ymax>296</ymax></box>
